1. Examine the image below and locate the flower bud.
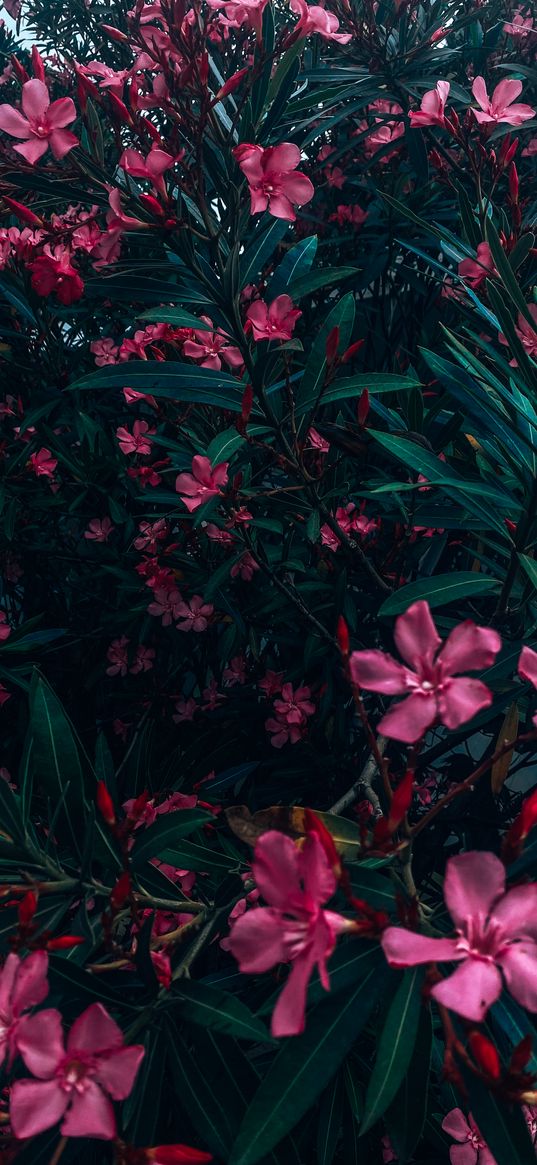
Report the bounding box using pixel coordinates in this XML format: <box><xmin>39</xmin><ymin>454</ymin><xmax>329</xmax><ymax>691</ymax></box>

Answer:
<box><xmin>215</xmin><ymin>68</ymin><xmax>249</xmax><ymax>100</ymax></box>
<box><xmin>336</xmin><ymin>615</ymin><xmax>350</xmax><ymax>655</ymax></box>
<box><xmin>325</xmin><ymin>326</ymin><xmax>340</xmax><ymax>363</ymax></box>
<box><xmin>31</xmin><ymin>47</ymin><xmax>45</xmax><ymax>82</ymax></box>
<box><xmin>469</xmin><ymin>1031</ymin><xmax>501</xmax><ymax>1080</ymax></box>
<box><xmin>110</xmin><ymin>871</ymin><xmax>131</xmax><ymax>911</ymax></box>
<box><xmin>96</xmin><ymin>780</ymin><xmax>116</xmax><ymax>827</ymax></box>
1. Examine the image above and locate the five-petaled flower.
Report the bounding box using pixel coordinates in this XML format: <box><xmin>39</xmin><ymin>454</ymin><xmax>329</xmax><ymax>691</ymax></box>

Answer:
<box><xmin>175</xmin><ymin>456</ymin><xmax>229</xmax><ymax>512</ymax></box>
<box><xmin>442</xmin><ymin>1109</ymin><xmax>496</xmax><ymax>1165</ymax></box>
<box><xmin>349</xmin><ymin>600</ymin><xmax>501</xmax><ymax>743</ymax></box>
<box><xmin>29</xmin><ymin>447</ymin><xmax>58</xmax><ymax>479</ymax></box>
<box><xmin>245</xmin><ymin>295</ymin><xmax>302</xmax><ymax>341</ymax></box>
<box><xmin>0</xmin><ymin>78</ymin><xmax>78</xmax><ymax>164</ymax></box>
<box><xmin>471</xmin><ymin>76</ymin><xmax>535</xmax><ymax>125</ymax></box>
<box><xmin>382</xmin><ymin>851</ymin><xmax>537</xmax><ymax>1022</ymax></box>
<box><xmin>409</xmin><ymin>80</ymin><xmax>450</xmax><ymax>127</ymax></box>
<box><xmin>10</xmin><ymin>1002</ymin><xmax>144</xmax><ymax>1140</ymax></box>
<box><xmin>116</xmin><ymin>420</ymin><xmax>154</xmax><ymax>456</ymax></box>
<box><xmin>228</xmin><ymin>831</ymin><xmax>352</xmax><ymax>1036</ymax></box>
<box><xmin>290</xmin><ymin>0</ymin><xmax>352</xmax><ymax>42</ymax></box>
<box><xmin>233</xmin><ymin>143</ymin><xmax>314</xmax><ymax>221</ymax></box>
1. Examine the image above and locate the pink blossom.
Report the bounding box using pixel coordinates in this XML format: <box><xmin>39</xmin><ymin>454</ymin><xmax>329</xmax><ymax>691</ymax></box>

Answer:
<box><xmin>175</xmin><ymin>595</ymin><xmax>214</xmax><ymax>633</ymax></box>
<box><xmin>273</xmin><ymin>682</ymin><xmax>315</xmax><ymax>725</ymax></box>
<box><xmin>442</xmin><ymin>1109</ymin><xmax>496</xmax><ymax>1165</ymax></box>
<box><xmin>123</xmin><ymin>387</ymin><xmax>157</xmax><ymax>408</ymax></box>
<box><xmin>223</xmin><ymin>655</ymin><xmax>247</xmax><ymax>686</ymax></box>
<box><xmin>106</xmin><ymin>636</ymin><xmax>129</xmax><ymax>677</ymax></box>
<box><xmin>324</xmin><ymin>165</ymin><xmax>345</xmax><ymax>188</ymax></box>
<box><xmin>176</xmin><ymin>455</ymin><xmax>229</xmax><ymax>512</ymax></box>
<box><xmin>329</xmin><ymin>203</ymin><xmax>368</xmax><ymax>228</ymax></box>
<box><xmin>182</xmin><ymin>317</ymin><xmax>242</xmax><ymax>370</ymax></box>
<box><xmin>0</xmin><ymin>952</ymin><xmax>49</xmax><ymax>1069</ymax></box>
<box><xmin>409</xmin><ymin>80</ymin><xmax>450</xmax><ymax>128</ymax></box>
<box><xmin>134</xmin><ymin>519</ymin><xmax>168</xmax><ymax>552</ymax></box>
<box><xmin>0</xmin><ymin>684</ymin><xmax>11</xmax><ymax>707</ymax></box>
<box><xmin>258</xmin><ymin>669</ymin><xmax>284</xmax><ymax>697</ymax></box>
<box><xmin>84</xmin><ymin>517</ymin><xmax>114</xmax><ymax>543</ymax></box>
<box><xmin>119</xmin><ymin>145</ymin><xmax>176</xmax><ymax>195</ymax></box>
<box><xmin>382</xmin><ymin>851</ymin><xmax>537</xmax><ymax>1021</ymax></box>
<box><xmin>245</xmin><ymin>294</ymin><xmax>301</xmax><ymax>341</ymax></box>
<box><xmin>130</xmin><ymin>645</ymin><xmax>155</xmax><ymax>674</ymax></box>
<box><xmin>0</xmin><ymin>611</ymin><xmax>11</xmax><ymax>642</ymax></box>
<box><xmin>147</xmin><ymin>588</ymin><xmax>183</xmax><ymax>627</ymax></box>
<box><xmin>207</xmin><ymin>0</ymin><xmax>268</xmax><ymax>38</ymax></box>
<box><xmin>90</xmin><ymin>338</ymin><xmax>120</xmax><ymax>366</ymax></box>
<box><xmin>381</xmin><ymin>1137</ymin><xmax>398</xmax><ymax>1164</ymax></box>
<box><xmin>228</xmin><ymin>831</ymin><xmax>351</xmax><ymax>1035</ymax></box>
<box><xmin>204</xmin><ymin>523</ymin><xmax>236</xmax><ymax>545</ymax></box>
<box><xmin>320</xmin><ymin>503</ymin><xmax>375</xmax><ymax>551</ymax></box>
<box><xmin>203</xmin><ymin>677</ymin><xmax>225</xmax><ymax>709</ymax></box>
<box><xmin>173</xmin><ymin>697</ymin><xmax>198</xmax><ymax>722</ymax></box>
<box><xmin>29</xmin><ymin>245</ymin><xmax>84</xmax><ymax>304</ymax></box>
<box><xmin>503</xmin><ymin>10</ymin><xmax>535</xmax><ymax>37</ymax></box>
<box><xmin>29</xmin><ymin>447</ymin><xmax>57</xmax><ymax>478</ymax></box>
<box><xmin>116</xmin><ymin>420</ymin><xmax>154</xmax><ymax>456</ymax></box>
<box><xmin>10</xmin><ymin>1002</ymin><xmax>144</xmax><ymax>1140</ymax></box>
<box><xmin>233</xmin><ymin>142</ymin><xmax>314</xmax><ymax>222</ymax></box>
<box><xmin>230</xmin><ymin>551</ymin><xmax>259</xmax><ymax>582</ymax></box>
<box><xmin>0</xmin><ymin>78</ymin><xmax>78</xmax><ymax>165</ymax></box>
<box><xmin>518</xmin><ymin>645</ymin><xmax>537</xmax><ymax>726</ymax></box>
<box><xmin>349</xmin><ymin>600</ymin><xmax>500</xmax><ymax>743</ymax></box>
<box><xmin>362</xmin><ymin>101</ymin><xmax>404</xmax><ymax>161</ymax></box>
<box><xmin>290</xmin><ymin>0</ymin><xmax>352</xmax><ymax>42</ymax></box>
<box><xmin>458</xmin><ymin>242</ymin><xmax>496</xmax><ymax>290</ymax></box>
<box><xmin>471</xmin><ymin>77</ymin><xmax>535</xmax><ymax>126</ymax></box>
<box><xmin>77</xmin><ymin>61</ymin><xmax>130</xmax><ymax>96</ymax></box>
<box><xmin>307</xmin><ymin>427</ymin><xmax>330</xmax><ymax>453</ymax></box>
<box><xmin>265</xmin><ymin>714</ymin><xmax>305</xmax><ymax>747</ymax></box>
<box><xmin>522</xmin><ymin>137</ymin><xmax>537</xmax><ymax>157</ymax></box>
<box><xmin>499</xmin><ymin>304</ymin><xmax>537</xmax><ymax>363</ymax></box>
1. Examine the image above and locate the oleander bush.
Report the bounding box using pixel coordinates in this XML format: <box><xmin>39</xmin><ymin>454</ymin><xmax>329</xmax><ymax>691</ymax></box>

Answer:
<box><xmin>0</xmin><ymin>0</ymin><xmax>536</xmax><ymax>1160</ymax></box>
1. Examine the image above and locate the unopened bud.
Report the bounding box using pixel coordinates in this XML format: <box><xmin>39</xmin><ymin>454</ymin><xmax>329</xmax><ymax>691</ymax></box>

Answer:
<box><xmin>341</xmin><ymin>339</ymin><xmax>364</xmax><ymax>364</ymax></box>
<box><xmin>31</xmin><ymin>46</ymin><xmax>45</xmax><ymax>82</ymax></box>
<box><xmin>216</xmin><ymin>68</ymin><xmax>249</xmax><ymax>100</ymax></box>
<box><xmin>2</xmin><ymin>196</ymin><xmax>42</xmax><ymax>227</ymax></box>
<box><xmin>325</xmin><ymin>326</ymin><xmax>340</xmax><ymax>363</ymax></box>
<box><xmin>357</xmin><ymin>387</ymin><xmax>370</xmax><ymax>428</ymax></box>
<box><xmin>96</xmin><ymin>780</ymin><xmax>116</xmax><ymax>827</ymax></box>
<box><xmin>110</xmin><ymin>871</ymin><xmax>131</xmax><ymax>911</ymax></box>
<box><xmin>18</xmin><ymin>890</ymin><xmax>37</xmax><ymax>928</ymax></box>
<box><xmin>336</xmin><ymin>615</ymin><xmax>350</xmax><ymax>655</ymax></box>
<box><xmin>469</xmin><ymin>1031</ymin><xmax>501</xmax><ymax>1080</ymax></box>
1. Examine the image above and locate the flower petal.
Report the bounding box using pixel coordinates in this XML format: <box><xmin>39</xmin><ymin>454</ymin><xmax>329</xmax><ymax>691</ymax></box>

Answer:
<box><xmin>381</xmin><ymin>927</ymin><xmax>460</xmax><ymax>967</ymax></box>
<box><xmin>0</xmin><ymin>103</ymin><xmax>31</xmax><ymax>139</ymax></box>
<box><xmin>499</xmin><ymin>941</ymin><xmax>537</xmax><ymax>1012</ymax></box>
<box><xmin>10</xmin><ymin>1078</ymin><xmax>67</xmax><ymax>1139</ymax></box>
<box><xmin>442</xmin><ymin>1108</ymin><xmax>471</xmax><ymax>1143</ymax></box>
<box><xmin>94</xmin><ymin>1044</ymin><xmax>145</xmax><ymax>1099</ymax></box>
<box><xmin>450</xmin><ymin>1145</ymin><xmax>478</xmax><ymax>1165</ymax></box>
<box><xmin>46</xmin><ymin>96</ymin><xmax>77</xmax><ymax>129</ymax></box>
<box><xmin>267</xmin><ymin>143</ymin><xmax>301</xmax><ymax>172</ymax></box>
<box><xmin>280</xmin><ymin>172</ymin><xmax>314</xmax><ymax>206</ymax></box>
<box><xmin>11</xmin><ymin>950</ymin><xmax>49</xmax><ymax>1017</ymax></box>
<box><xmin>471</xmin><ymin>76</ymin><xmax>489</xmax><ymax>111</ymax></box>
<box><xmin>438</xmin><ymin>621</ymin><xmax>501</xmax><ymax>675</ymax></box>
<box><xmin>271</xmin><ymin>947</ymin><xmax>316</xmax><ymax>1037</ymax></box>
<box><xmin>349</xmin><ymin>649</ymin><xmax>409</xmax><ymax>694</ymax></box>
<box><xmin>378</xmin><ymin>690</ymin><xmax>436</xmax><ymax>743</ymax></box>
<box><xmin>518</xmin><ymin>645</ymin><xmax>537</xmax><ymax>688</ymax></box>
<box><xmin>301</xmin><ymin>833</ymin><xmax>337</xmax><ymax>905</ymax></box>
<box><xmin>444</xmin><ymin>851</ymin><xmax>505</xmax><ymax>929</ymax></box>
<box><xmin>492</xmin><ymin>885</ymin><xmax>537</xmax><ymax>941</ymax></box>
<box><xmin>492</xmin><ymin>78</ymin><xmax>522</xmax><ymax>110</ymax></box>
<box><xmin>439</xmin><ymin>677</ymin><xmax>493</xmax><ymax>730</ymax></box>
<box><xmin>61</xmin><ymin>1080</ymin><xmax>116</xmax><ymax>1139</ymax></box>
<box><xmin>16</xmin><ymin>1009</ymin><xmax>64</xmax><ymax>1077</ymax></box>
<box><xmin>228</xmin><ymin>906</ymin><xmax>288</xmax><ymax>972</ymax></box>
<box><xmin>393</xmin><ymin>600</ymin><xmax>441</xmax><ymax>669</ymax></box>
<box><xmin>431</xmin><ymin>958</ymin><xmax>502</xmax><ymax>1021</ymax></box>
<box><xmin>13</xmin><ymin>138</ymin><xmax>49</xmax><ymax>163</ymax></box>
<box><xmin>21</xmin><ymin>78</ymin><xmax>49</xmax><ymax>121</ymax></box>
<box><xmin>253</xmin><ymin>831</ymin><xmax>301</xmax><ymax>908</ymax></box>
<box><xmin>67</xmin><ymin>1002</ymin><xmax>123</xmax><ymax>1055</ymax></box>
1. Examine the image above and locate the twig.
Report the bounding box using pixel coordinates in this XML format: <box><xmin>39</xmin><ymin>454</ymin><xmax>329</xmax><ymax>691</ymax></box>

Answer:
<box><xmin>330</xmin><ymin>737</ymin><xmax>387</xmax><ymax>815</ymax></box>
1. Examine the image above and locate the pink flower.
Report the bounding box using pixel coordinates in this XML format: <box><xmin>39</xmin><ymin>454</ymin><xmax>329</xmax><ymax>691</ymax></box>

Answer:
<box><xmin>442</xmin><ymin>1109</ymin><xmax>497</xmax><ymax>1165</ymax></box>
<box><xmin>518</xmin><ymin>645</ymin><xmax>537</xmax><ymax>725</ymax></box>
<box><xmin>147</xmin><ymin>588</ymin><xmax>183</xmax><ymax>627</ymax></box>
<box><xmin>522</xmin><ymin>137</ymin><xmax>537</xmax><ymax>157</ymax></box>
<box><xmin>84</xmin><ymin>517</ymin><xmax>114</xmax><ymax>543</ymax></box>
<box><xmin>245</xmin><ymin>294</ymin><xmax>301</xmax><ymax>341</ymax></box>
<box><xmin>116</xmin><ymin>420</ymin><xmax>154</xmax><ymax>456</ymax></box>
<box><xmin>471</xmin><ymin>77</ymin><xmax>535</xmax><ymax>126</ymax></box>
<box><xmin>349</xmin><ymin>600</ymin><xmax>500</xmax><ymax>743</ymax></box>
<box><xmin>362</xmin><ymin>101</ymin><xmax>404</xmax><ymax>161</ymax></box>
<box><xmin>233</xmin><ymin>143</ymin><xmax>314</xmax><ymax>222</ymax></box>
<box><xmin>265</xmin><ymin>714</ymin><xmax>305</xmax><ymax>747</ymax></box>
<box><xmin>77</xmin><ymin>62</ymin><xmax>130</xmax><ymax>97</ymax></box>
<box><xmin>0</xmin><ymin>78</ymin><xmax>78</xmax><ymax>164</ymax></box>
<box><xmin>10</xmin><ymin>1002</ymin><xmax>144</xmax><ymax>1140</ymax></box>
<box><xmin>258</xmin><ymin>669</ymin><xmax>284</xmax><ymax>697</ymax></box>
<box><xmin>290</xmin><ymin>0</ymin><xmax>352</xmax><ymax>42</ymax></box>
<box><xmin>29</xmin><ymin>245</ymin><xmax>84</xmax><ymax>304</ymax></box>
<box><xmin>499</xmin><ymin>304</ymin><xmax>537</xmax><ymax>362</ymax></box>
<box><xmin>307</xmin><ymin>427</ymin><xmax>330</xmax><ymax>453</ymax></box>
<box><xmin>458</xmin><ymin>242</ymin><xmax>496</xmax><ymax>290</ymax></box>
<box><xmin>207</xmin><ymin>0</ymin><xmax>268</xmax><ymax>38</ymax></box>
<box><xmin>29</xmin><ymin>447</ymin><xmax>57</xmax><ymax>478</ymax></box>
<box><xmin>0</xmin><ymin>952</ymin><xmax>49</xmax><ymax>1069</ymax></box>
<box><xmin>223</xmin><ymin>655</ymin><xmax>247</xmax><ymax>686</ymax></box>
<box><xmin>273</xmin><ymin>682</ymin><xmax>315</xmax><ymax>725</ymax></box>
<box><xmin>230</xmin><ymin>551</ymin><xmax>259</xmax><ymax>582</ymax></box>
<box><xmin>503</xmin><ymin>10</ymin><xmax>535</xmax><ymax>37</ymax></box>
<box><xmin>90</xmin><ymin>338</ymin><xmax>120</xmax><ymax>366</ymax></box>
<box><xmin>409</xmin><ymin>80</ymin><xmax>450</xmax><ymax>128</ymax></box>
<box><xmin>175</xmin><ymin>595</ymin><xmax>214</xmax><ymax>632</ymax></box>
<box><xmin>134</xmin><ymin>519</ymin><xmax>168</xmax><ymax>552</ymax></box>
<box><xmin>176</xmin><ymin>455</ymin><xmax>229</xmax><ymax>512</ymax></box>
<box><xmin>0</xmin><ymin>684</ymin><xmax>11</xmax><ymax>707</ymax></box>
<box><xmin>106</xmin><ymin>636</ymin><xmax>130</xmax><ymax>677</ymax></box>
<box><xmin>228</xmin><ymin>831</ymin><xmax>351</xmax><ymax>1036</ymax></box>
<box><xmin>130</xmin><ymin>645</ymin><xmax>155</xmax><ymax>674</ymax></box>
<box><xmin>182</xmin><ymin>317</ymin><xmax>242</xmax><ymax>370</ymax></box>
<box><xmin>0</xmin><ymin>611</ymin><xmax>11</xmax><ymax>642</ymax></box>
<box><xmin>119</xmin><ymin>145</ymin><xmax>176</xmax><ymax>195</ymax></box>
<box><xmin>382</xmin><ymin>851</ymin><xmax>537</xmax><ymax>1022</ymax></box>
<box><xmin>329</xmin><ymin>204</ymin><xmax>368</xmax><ymax>228</ymax></box>
<box><xmin>173</xmin><ymin>697</ymin><xmax>198</xmax><ymax>722</ymax></box>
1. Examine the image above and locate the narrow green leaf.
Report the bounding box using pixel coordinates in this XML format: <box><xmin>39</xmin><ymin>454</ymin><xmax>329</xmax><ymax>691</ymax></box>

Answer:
<box><xmin>378</xmin><ymin>572</ymin><xmax>501</xmax><ymax>617</ymax></box>
<box><xmin>130</xmin><ymin>810</ymin><xmax>212</xmax><ymax>866</ymax></box>
<box><xmin>360</xmin><ymin>969</ymin><xmax>424</xmax><ymax>1135</ymax></box>
<box><xmin>269</xmin><ymin>235</ymin><xmax>318</xmax><ymax>299</ymax></box>
<box><xmin>317</xmin><ymin>1073</ymin><xmax>344</xmax><ymax>1165</ymax></box>
<box><xmin>462</xmin><ymin>1065</ymin><xmax>536</xmax><ymax>1165</ymax></box>
<box><xmin>69</xmin><ymin>361</ymin><xmax>247</xmax><ymax>412</ymax></box>
<box><xmin>166</xmin><ymin>980</ymin><xmax>274</xmax><ymax>1042</ymax></box>
<box><xmin>30</xmin><ymin>674</ymin><xmax>87</xmax><ymax>856</ymax></box>
<box><xmin>298</xmin><ymin>293</ymin><xmax>355</xmax><ymax>416</ymax></box>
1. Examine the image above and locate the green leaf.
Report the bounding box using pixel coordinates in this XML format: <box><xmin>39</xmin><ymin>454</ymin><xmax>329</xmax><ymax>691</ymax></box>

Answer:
<box><xmin>167</xmin><ymin>1028</ymin><xmax>241</xmax><ymax>1160</ymax></box>
<box><xmin>230</xmin><ymin>965</ymin><xmax>389</xmax><ymax>1165</ymax></box>
<box><xmin>158</xmin><ymin>838</ymin><xmax>236</xmax><ymax>871</ymax></box>
<box><xmin>269</xmin><ymin>235</ymin><xmax>318</xmax><ymax>299</ymax></box>
<box><xmin>69</xmin><ymin>362</ymin><xmax>247</xmax><ymax>412</ymax></box>
<box><xmin>29</xmin><ymin>674</ymin><xmax>87</xmax><ymax>856</ymax></box>
<box><xmin>140</xmin><ymin>307</ymin><xmax>214</xmax><ymax>330</ymax></box>
<box><xmin>166</xmin><ymin>980</ymin><xmax>274</xmax><ymax>1042</ymax></box>
<box><xmin>295</xmin><ymin>373</ymin><xmax>420</xmax><ymax>414</ymax></box>
<box><xmin>518</xmin><ymin>553</ymin><xmax>537</xmax><ymax>595</ymax></box>
<box><xmin>348</xmin><ymin>866</ymin><xmax>396</xmax><ymax>912</ymax></box>
<box><xmin>385</xmin><ymin>999</ymin><xmax>432</xmax><ymax>1162</ymax></box>
<box><xmin>240</xmin><ymin>218</ymin><xmax>290</xmax><ymax>287</ymax></box>
<box><xmin>123</xmin><ymin>1024</ymin><xmax>166</xmax><ymax>1145</ymax></box>
<box><xmin>130</xmin><ymin>810</ymin><xmax>212</xmax><ymax>867</ymax></box>
<box><xmin>289</xmin><ymin>268</ymin><xmax>361</xmax><ymax>299</ymax></box>
<box><xmin>317</xmin><ymin>1073</ymin><xmax>344</xmax><ymax>1165</ymax></box>
<box><xmin>462</xmin><ymin>1065</ymin><xmax>536</xmax><ymax>1165</ymax></box>
<box><xmin>47</xmin><ymin>955</ymin><xmax>138</xmax><ymax>1010</ymax></box>
<box><xmin>378</xmin><ymin>572</ymin><xmax>501</xmax><ymax>617</ymax></box>
<box><xmin>0</xmin><ymin>778</ymin><xmax>26</xmax><ymax>847</ymax></box>
<box><xmin>485</xmin><ymin>218</ymin><xmax>536</xmax><ymax>331</ymax></box>
<box><xmin>360</xmin><ymin>969</ymin><xmax>425</xmax><ymax>1135</ymax></box>
<box><xmin>297</xmin><ymin>293</ymin><xmax>355</xmax><ymax>416</ymax></box>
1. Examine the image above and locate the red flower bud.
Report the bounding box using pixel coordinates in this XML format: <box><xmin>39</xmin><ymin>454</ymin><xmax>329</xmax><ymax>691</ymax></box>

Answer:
<box><xmin>108</xmin><ymin>92</ymin><xmax>132</xmax><ymax>125</ymax></box>
<box><xmin>469</xmin><ymin>1031</ymin><xmax>501</xmax><ymax>1080</ymax></box>
<box><xmin>18</xmin><ymin>891</ymin><xmax>37</xmax><ymax>928</ymax></box>
<box><xmin>341</xmin><ymin>339</ymin><xmax>364</xmax><ymax>364</ymax></box>
<box><xmin>100</xmin><ymin>23</ymin><xmax>129</xmax><ymax>41</ymax></box>
<box><xmin>129</xmin><ymin>790</ymin><xmax>150</xmax><ymax>821</ymax></box>
<box><xmin>11</xmin><ymin>55</ymin><xmax>29</xmax><ymax>84</ymax></box>
<box><xmin>303</xmin><ymin>808</ymin><xmax>342</xmax><ymax>881</ymax></box>
<box><xmin>199</xmin><ymin>52</ymin><xmax>209</xmax><ymax>86</ymax></box>
<box><xmin>237</xmin><ymin>383</ymin><xmax>253</xmax><ymax>436</ymax></box>
<box><xmin>502</xmin><ymin>787</ymin><xmax>537</xmax><ymax>863</ymax></box>
<box><xmin>148</xmin><ymin>1146</ymin><xmax>213</xmax><ymax>1163</ymax></box>
<box><xmin>509</xmin><ymin>162</ymin><xmax>519</xmax><ymax>204</ymax></box>
<box><xmin>510</xmin><ymin>1034</ymin><xmax>533</xmax><ymax>1073</ymax></box>
<box><xmin>96</xmin><ymin>781</ymin><xmax>116</xmax><ymax>827</ymax></box>
<box><xmin>216</xmin><ymin>68</ymin><xmax>249</xmax><ymax>100</ymax></box>
<box><xmin>46</xmin><ymin>935</ymin><xmax>85</xmax><ymax>950</ymax></box>
<box><xmin>110</xmin><ymin>871</ymin><xmax>131</xmax><ymax>911</ymax></box>
<box><xmin>503</xmin><ymin>138</ymin><xmax>519</xmax><ymax>168</ymax></box>
<box><xmin>139</xmin><ymin>193</ymin><xmax>166</xmax><ymax>218</ymax></box>
<box><xmin>336</xmin><ymin>615</ymin><xmax>350</xmax><ymax>656</ymax></box>
<box><xmin>325</xmin><ymin>326</ymin><xmax>340</xmax><ymax>363</ymax></box>
<box><xmin>2</xmin><ymin>196</ymin><xmax>42</xmax><ymax>227</ymax></box>
<box><xmin>31</xmin><ymin>47</ymin><xmax>45</xmax><ymax>82</ymax></box>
